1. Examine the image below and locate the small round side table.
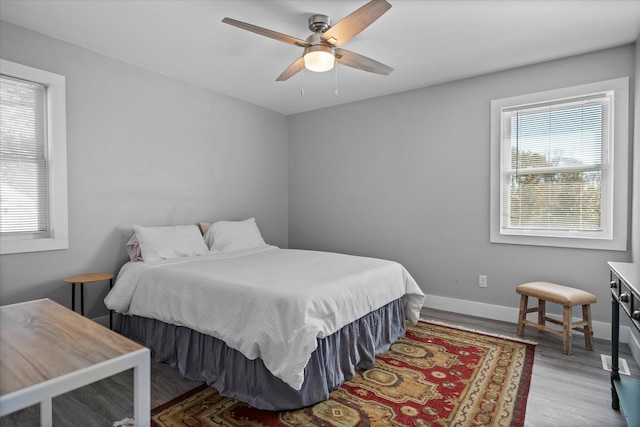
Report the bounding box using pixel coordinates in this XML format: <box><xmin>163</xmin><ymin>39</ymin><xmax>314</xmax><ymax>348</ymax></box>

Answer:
<box><xmin>64</xmin><ymin>273</ymin><xmax>114</xmax><ymax>329</ymax></box>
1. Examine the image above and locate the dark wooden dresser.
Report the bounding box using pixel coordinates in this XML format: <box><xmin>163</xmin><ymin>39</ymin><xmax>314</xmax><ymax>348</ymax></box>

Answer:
<box><xmin>608</xmin><ymin>261</ymin><xmax>640</xmax><ymax>426</ymax></box>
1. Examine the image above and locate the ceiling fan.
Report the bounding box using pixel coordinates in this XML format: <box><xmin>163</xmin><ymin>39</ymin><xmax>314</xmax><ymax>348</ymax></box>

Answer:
<box><xmin>222</xmin><ymin>0</ymin><xmax>394</xmax><ymax>81</ymax></box>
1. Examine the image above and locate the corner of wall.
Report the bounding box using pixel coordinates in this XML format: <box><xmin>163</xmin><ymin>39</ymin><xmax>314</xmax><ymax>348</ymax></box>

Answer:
<box><xmin>632</xmin><ymin>35</ymin><xmax>640</xmax><ymax>263</ymax></box>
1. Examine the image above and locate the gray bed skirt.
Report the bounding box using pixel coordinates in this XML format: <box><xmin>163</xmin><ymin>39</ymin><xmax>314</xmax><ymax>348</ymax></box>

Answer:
<box><xmin>117</xmin><ymin>298</ymin><xmax>406</xmax><ymax>410</ymax></box>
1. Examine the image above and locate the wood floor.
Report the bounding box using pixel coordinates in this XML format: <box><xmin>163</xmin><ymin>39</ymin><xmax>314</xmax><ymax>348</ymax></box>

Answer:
<box><xmin>1</xmin><ymin>308</ymin><xmax>636</xmax><ymax>426</ymax></box>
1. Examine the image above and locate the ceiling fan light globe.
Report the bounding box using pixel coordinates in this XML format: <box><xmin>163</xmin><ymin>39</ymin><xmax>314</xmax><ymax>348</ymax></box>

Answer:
<box><xmin>303</xmin><ymin>46</ymin><xmax>335</xmax><ymax>72</ymax></box>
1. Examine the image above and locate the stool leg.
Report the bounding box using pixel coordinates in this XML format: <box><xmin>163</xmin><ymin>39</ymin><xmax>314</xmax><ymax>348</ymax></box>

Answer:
<box><xmin>517</xmin><ymin>294</ymin><xmax>528</xmax><ymax>336</ymax></box>
<box><xmin>71</xmin><ymin>283</ymin><xmax>76</xmax><ymax>312</ymax></box>
<box><xmin>582</xmin><ymin>304</ymin><xmax>594</xmax><ymax>351</ymax></box>
<box><xmin>538</xmin><ymin>299</ymin><xmax>546</xmax><ymax>326</ymax></box>
<box><xmin>109</xmin><ymin>278</ymin><xmax>113</xmax><ymax>330</ymax></box>
<box><xmin>80</xmin><ymin>283</ymin><xmax>85</xmax><ymax>316</ymax></box>
<box><xmin>563</xmin><ymin>305</ymin><xmax>572</xmax><ymax>355</ymax></box>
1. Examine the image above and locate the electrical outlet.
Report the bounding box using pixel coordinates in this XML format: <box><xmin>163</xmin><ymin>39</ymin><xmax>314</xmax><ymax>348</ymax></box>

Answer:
<box><xmin>479</xmin><ymin>275</ymin><xmax>488</xmax><ymax>288</ymax></box>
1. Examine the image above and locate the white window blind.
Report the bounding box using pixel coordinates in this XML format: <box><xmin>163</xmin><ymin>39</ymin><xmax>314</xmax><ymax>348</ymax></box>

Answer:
<box><xmin>0</xmin><ymin>74</ymin><xmax>49</xmax><ymax>235</ymax></box>
<box><xmin>502</xmin><ymin>94</ymin><xmax>610</xmax><ymax>233</ymax></box>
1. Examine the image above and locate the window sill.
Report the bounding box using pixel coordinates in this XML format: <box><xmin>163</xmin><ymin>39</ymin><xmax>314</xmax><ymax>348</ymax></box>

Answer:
<box><xmin>0</xmin><ymin>237</ymin><xmax>68</xmax><ymax>255</ymax></box>
<box><xmin>489</xmin><ymin>231</ymin><xmax>626</xmax><ymax>251</ymax></box>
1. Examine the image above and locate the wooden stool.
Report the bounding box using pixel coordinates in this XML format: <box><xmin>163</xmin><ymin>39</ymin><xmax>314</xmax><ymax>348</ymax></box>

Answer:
<box><xmin>64</xmin><ymin>273</ymin><xmax>114</xmax><ymax>329</ymax></box>
<box><xmin>516</xmin><ymin>281</ymin><xmax>596</xmax><ymax>355</ymax></box>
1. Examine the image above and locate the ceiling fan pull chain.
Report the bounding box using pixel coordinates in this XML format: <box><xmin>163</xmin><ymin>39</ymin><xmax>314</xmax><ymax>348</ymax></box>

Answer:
<box><xmin>300</xmin><ymin>67</ymin><xmax>305</xmax><ymax>97</ymax></box>
<box><xmin>334</xmin><ymin>63</ymin><xmax>339</xmax><ymax>97</ymax></box>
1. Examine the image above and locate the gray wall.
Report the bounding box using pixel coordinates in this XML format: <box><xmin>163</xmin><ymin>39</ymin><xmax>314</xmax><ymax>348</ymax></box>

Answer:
<box><xmin>0</xmin><ymin>20</ymin><xmax>637</xmax><ymax>330</ymax></box>
<box><xmin>288</xmin><ymin>45</ymin><xmax>635</xmax><ymax>324</ymax></box>
<box><xmin>0</xmin><ymin>22</ymin><xmax>289</xmax><ymax>318</ymax></box>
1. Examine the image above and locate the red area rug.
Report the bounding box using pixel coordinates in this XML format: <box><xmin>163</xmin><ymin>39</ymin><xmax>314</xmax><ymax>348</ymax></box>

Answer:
<box><xmin>151</xmin><ymin>320</ymin><xmax>535</xmax><ymax>426</ymax></box>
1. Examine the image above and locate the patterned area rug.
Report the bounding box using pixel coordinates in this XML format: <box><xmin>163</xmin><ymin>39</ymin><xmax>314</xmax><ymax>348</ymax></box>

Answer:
<box><xmin>151</xmin><ymin>320</ymin><xmax>535</xmax><ymax>427</ymax></box>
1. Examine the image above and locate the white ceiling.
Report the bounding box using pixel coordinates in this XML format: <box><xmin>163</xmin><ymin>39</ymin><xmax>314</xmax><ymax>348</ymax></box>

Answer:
<box><xmin>1</xmin><ymin>1</ymin><xmax>639</xmax><ymax>115</ymax></box>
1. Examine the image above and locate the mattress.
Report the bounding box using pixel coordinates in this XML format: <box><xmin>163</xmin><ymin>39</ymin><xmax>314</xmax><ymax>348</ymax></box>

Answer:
<box><xmin>105</xmin><ymin>246</ymin><xmax>425</xmax><ymax>390</ymax></box>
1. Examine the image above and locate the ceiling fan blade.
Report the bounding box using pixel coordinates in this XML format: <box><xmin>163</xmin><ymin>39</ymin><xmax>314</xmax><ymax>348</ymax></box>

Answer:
<box><xmin>276</xmin><ymin>57</ymin><xmax>305</xmax><ymax>81</ymax></box>
<box><xmin>222</xmin><ymin>17</ymin><xmax>309</xmax><ymax>47</ymax></box>
<box><xmin>335</xmin><ymin>48</ymin><xmax>394</xmax><ymax>76</ymax></box>
<box><xmin>321</xmin><ymin>0</ymin><xmax>391</xmax><ymax>48</ymax></box>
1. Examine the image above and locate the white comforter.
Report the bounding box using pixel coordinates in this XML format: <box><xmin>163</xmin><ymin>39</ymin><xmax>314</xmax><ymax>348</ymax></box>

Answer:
<box><xmin>105</xmin><ymin>246</ymin><xmax>425</xmax><ymax>390</ymax></box>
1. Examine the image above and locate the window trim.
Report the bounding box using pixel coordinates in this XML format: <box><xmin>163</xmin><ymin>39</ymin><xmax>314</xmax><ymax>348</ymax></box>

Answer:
<box><xmin>0</xmin><ymin>59</ymin><xmax>68</xmax><ymax>254</ymax></box>
<box><xmin>490</xmin><ymin>77</ymin><xmax>629</xmax><ymax>251</ymax></box>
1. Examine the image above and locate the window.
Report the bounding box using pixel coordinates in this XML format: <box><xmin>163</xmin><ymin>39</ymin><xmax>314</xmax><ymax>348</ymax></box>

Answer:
<box><xmin>490</xmin><ymin>78</ymin><xmax>629</xmax><ymax>250</ymax></box>
<box><xmin>0</xmin><ymin>59</ymin><xmax>68</xmax><ymax>254</ymax></box>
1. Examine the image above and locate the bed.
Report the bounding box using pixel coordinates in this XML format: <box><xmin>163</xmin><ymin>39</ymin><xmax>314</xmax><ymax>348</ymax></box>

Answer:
<box><xmin>105</xmin><ymin>219</ymin><xmax>425</xmax><ymax>410</ymax></box>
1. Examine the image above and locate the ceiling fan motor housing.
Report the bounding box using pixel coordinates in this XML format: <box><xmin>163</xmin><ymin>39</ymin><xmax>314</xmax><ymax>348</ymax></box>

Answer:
<box><xmin>308</xmin><ymin>14</ymin><xmax>331</xmax><ymax>33</ymax></box>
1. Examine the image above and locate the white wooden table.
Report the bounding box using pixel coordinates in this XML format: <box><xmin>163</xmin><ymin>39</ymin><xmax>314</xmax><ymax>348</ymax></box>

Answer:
<box><xmin>0</xmin><ymin>299</ymin><xmax>150</xmax><ymax>426</ymax></box>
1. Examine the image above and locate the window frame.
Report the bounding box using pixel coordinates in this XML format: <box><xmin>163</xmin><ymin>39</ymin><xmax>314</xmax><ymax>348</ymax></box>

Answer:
<box><xmin>490</xmin><ymin>77</ymin><xmax>629</xmax><ymax>251</ymax></box>
<box><xmin>0</xmin><ymin>59</ymin><xmax>68</xmax><ymax>254</ymax></box>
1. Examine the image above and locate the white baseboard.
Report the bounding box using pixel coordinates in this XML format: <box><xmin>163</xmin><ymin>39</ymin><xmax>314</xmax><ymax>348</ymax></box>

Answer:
<box><xmin>422</xmin><ymin>293</ymin><xmax>640</xmax><ymax>369</ymax></box>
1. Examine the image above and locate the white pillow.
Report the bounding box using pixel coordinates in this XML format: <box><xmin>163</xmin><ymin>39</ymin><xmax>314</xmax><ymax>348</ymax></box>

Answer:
<box><xmin>133</xmin><ymin>224</ymin><xmax>209</xmax><ymax>262</ymax></box>
<box><xmin>204</xmin><ymin>218</ymin><xmax>267</xmax><ymax>253</ymax></box>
